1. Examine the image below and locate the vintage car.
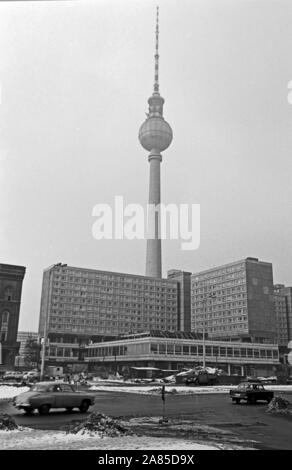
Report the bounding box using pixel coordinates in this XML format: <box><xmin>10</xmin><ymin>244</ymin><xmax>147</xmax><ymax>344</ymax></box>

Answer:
<box><xmin>230</xmin><ymin>381</ymin><xmax>274</xmax><ymax>404</ymax></box>
<box><xmin>13</xmin><ymin>381</ymin><xmax>95</xmax><ymax>415</ymax></box>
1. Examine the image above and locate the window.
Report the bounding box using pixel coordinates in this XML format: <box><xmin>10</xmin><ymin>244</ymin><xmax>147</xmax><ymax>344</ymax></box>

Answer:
<box><xmin>60</xmin><ymin>384</ymin><xmax>74</xmax><ymax>392</ymax></box>
<box><xmin>190</xmin><ymin>346</ymin><xmax>197</xmax><ymax>355</ymax></box>
<box><xmin>4</xmin><ymin>287</ymin><xmax>13</xmax><ymax>301</ymax></box>
<box><xmin>219</xmin><ymin>347</ymin><xmax>226</xmax><ymax>356</ymax></box>
<box><xmin>183</xmin><ymin>345</ymin><xmax>190</xmax><ymax>355</ymax></box>
<box><xmin>247</xmin><ymin>349</ymin><xmax>253</xmax><ymax>357</ymax></box>
<box><xmin>227</xmin><ymin>348</ymin><xmax>233</xmax><ymax>357</ymax></box>
<box><xmin>0</xmin><ymin>311</ymin><xmax>9</xmax><ymax>342</ymax></box>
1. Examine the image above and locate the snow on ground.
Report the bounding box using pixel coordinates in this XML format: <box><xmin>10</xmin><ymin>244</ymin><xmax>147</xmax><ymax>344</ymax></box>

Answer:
<box><xmin>0</xmin><ymin>386</ymin><xmax>29</xmax><ymax>401</ymax></box>
<box><xmin>89</xmin><ymin>384</ymin><xmax>292</xmax><ymax>395</ymax></box>
<box><xmin>0</xmin><ymin>429</ymin><xmax>246</xmax><ymax>450</ymax></box>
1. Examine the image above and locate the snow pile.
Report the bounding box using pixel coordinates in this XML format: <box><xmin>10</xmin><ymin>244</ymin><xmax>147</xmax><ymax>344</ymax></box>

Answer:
<box><xmin>66</xmin><ymin>412</ymin><xmax>132</xmax><ymax>438</ymax></box>
<box><xmin>0</xmin><ymin>414</ymin><xmax>18</xmax><ymax>431</ymax></box>
<box><xmin>0</xmin><ymin>428</ymin><xmax>240</xmax><ymax>450</ymax></box>
<box><xmin>0</xmin><ymin>385</ymin><xmax>29</xmax><ymax>401</ymax></box>
<box><xmin>266</xmin><ymin>396</ymin><xmax>292</xmax><ymax>415</ymax></box>
<box><xmin>89</xmin><ymin>384</ymin><xmax>236</xmax><ymax>394</ymax></box>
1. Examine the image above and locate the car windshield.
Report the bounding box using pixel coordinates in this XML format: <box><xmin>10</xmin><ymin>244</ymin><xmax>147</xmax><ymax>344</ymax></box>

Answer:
<box><xmin>238</xmin><ymin>383</ymin><xmax>248</xmax><ymax>390</ymax></box>
<box><xmin>30</xmin><ymin>384</ymin><xmax>49</xmax><ymax>392</ymax></box>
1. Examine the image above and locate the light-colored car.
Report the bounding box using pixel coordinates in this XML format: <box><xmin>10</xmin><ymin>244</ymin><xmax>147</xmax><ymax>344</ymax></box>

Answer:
<box><xmin>13</xmin><ymin>382</ymin><xmax>95</xmax><ymax>415</ymax></box>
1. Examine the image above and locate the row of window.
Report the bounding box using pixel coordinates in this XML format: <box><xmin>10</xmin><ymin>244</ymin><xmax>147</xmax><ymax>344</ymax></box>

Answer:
<box><xmin>86</xmin><ymin>341</ymin><xmax>278</xmax><ymax>360</ymax></box>
<box><xmin>150</xmin><ymin>343</ymin><xmax>278</xmax><ymax>359</ymax></box>
<box><xmin>52</xmin><ymin>274</ymin><xmax>176</xmax><ymax>290</ymax></box>
<box><xmin>192</xmin><ymin>325</ymin><xmax>248</xmax><ymax>332</ymax></box>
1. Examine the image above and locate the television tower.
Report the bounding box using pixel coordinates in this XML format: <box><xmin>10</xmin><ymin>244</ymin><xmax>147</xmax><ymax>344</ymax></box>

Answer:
<box><xmin>138</xmin><ymin>6</ymin><xmax>173</xmax><ymax>278</ymax></box>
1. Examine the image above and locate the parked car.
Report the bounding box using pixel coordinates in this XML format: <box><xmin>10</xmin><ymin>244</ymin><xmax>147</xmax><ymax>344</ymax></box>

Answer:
<box><xmin>2</xmin><ymin>371</ymin><xmax>24</xmax><ymax>382</ymax></box>
<box><xmin>13</xmin><ymin>381</ymin><xmax>95</xmax><ymax>415</ymax></box>
<box><xmin>230</xmin><ymin>381</ymin><xmax>274</xmax><ymax>404</ymax></box>
<box><xmin>256</xmin><ymin>376</ymin><xmax>277</xmax><ymax>385</ymax></box>
<box><xmin>286</xmin><ymin>376</ymin><xmax>292</xmax><ymax>385</ymax></box>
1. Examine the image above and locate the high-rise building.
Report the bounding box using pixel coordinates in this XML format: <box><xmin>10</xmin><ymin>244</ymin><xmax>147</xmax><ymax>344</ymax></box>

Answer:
<box><xmin>167</xmin><ymin>270</ymin><xmax>192</xmax><ymax>332</ymax></box>
<box><xmin>0</xmin><ymin>263</ymin><xmax>26</xmax><ymax>369</ymax></box>
<box><xmin>273</xmin><ymin>285</ymin><xmax>289</xmax><ymax>347</ymax></box>
<box><xmin>273</xmin><ymin>284</ymin><xmax>292</xmax><ymax>344</ymax></box>
<box><xmin>191</xmin><ymin>257</ymin><xmax>276</xmax><ymax>343</ymax></box>
<box><xmin>38</xmin><ymin>264</ymin><xmax>179</xmax><ymax>363</ymax></box>
<box><xmin>139</xmin><ymin>6</ymin><xmax>173</xmax><ymax>278</ymax></box>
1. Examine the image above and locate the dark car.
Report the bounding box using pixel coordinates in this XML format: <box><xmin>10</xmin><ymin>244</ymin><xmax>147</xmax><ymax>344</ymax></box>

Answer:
<box><xmin>230</xmin><ymin>381</ymin><xmax>274</xmax><ymax>404</ymax></box>
<box><xmin>13</xmin><ymin>382</ymin><xmax>95</xmax><ymax>415</ymax></box>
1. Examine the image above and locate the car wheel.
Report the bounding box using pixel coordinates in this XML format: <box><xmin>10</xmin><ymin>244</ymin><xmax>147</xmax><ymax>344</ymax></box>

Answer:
<box><xmin>248</xmin><ymin>397</ymin><xmax>256</xmax><ymax>405</ymax></box>
<box><xmin>79</xmin><ymin>400</ymin><xmax>90</xmax><ymax>413</ymax></box>
<box><xmin>66</xmin><ymin>407</ymin><xmax>73</xmax><ymax>413</ymax></box>
<box><xmin>38</xmin><ymin>404</ymin><xmax>51</xmax><ymax>415</ymax></box>
<box><xmin>235</xmin><ymin>398</ymin><xmax>240</xmax><ymax>404</ymax></box>
<box><xmin>24</xmin><ymin>408</ymin><xmax>34</xmax><ymax>415</ymax></box>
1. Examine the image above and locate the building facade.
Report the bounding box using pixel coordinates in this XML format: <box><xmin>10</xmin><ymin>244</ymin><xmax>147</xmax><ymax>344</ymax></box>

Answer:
<box><xmin>274</xmin><ymin>285</ymin><xmax>292</xmax><ymax>344</ymax></box>
<box><xmin>273</xmin><ymin>285</ymin><xmax>289</xmax><ymax>347</ymax></box>
<box><xmin>191</xmin><ymin>258</ymin><xmax>276</xmax><ymax>343</ymax></box>
<box><xmin>85</xmin><ymin>331</ymin><xmax>279</xmax><ymax>377</ymax></box>
<box><xmin>0</xmin><ymin>263</ymin><xmax>26</xmax><ymax>369</ymax></box>
<box><xmin>16</xmin><ymin>331</ymin><xmax>39</xmax><ymax>358</ymax></box>
<box><xmin>39</xmin><ymin>263</ymin><xmax>179</xmax><ymax>364</ymax></box>
<box><xmin>167</xmin><ymin>270</ymin><xmax>191</xmax><ymax>332</ymax></box>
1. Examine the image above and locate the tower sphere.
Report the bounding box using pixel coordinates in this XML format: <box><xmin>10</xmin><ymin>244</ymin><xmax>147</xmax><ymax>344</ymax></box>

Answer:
<box><xmin>139</xmin><ymin>116</ymin><xmax>173</xmax><ymax>153</ymax></box>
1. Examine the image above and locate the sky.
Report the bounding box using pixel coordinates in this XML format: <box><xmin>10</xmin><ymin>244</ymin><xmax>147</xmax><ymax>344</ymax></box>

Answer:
<box><xmin>1</xmin><ymin>0</ymin><xmax>292</xmax><ymax>332</ymax></box>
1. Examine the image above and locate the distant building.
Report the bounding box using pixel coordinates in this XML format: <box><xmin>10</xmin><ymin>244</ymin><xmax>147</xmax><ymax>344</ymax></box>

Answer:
<box><xmin>38</xmin><ymin>263</ymin><xmax>179</xmax><ymax>365</ymax></box>
<box><xmin>17</xmin><ymin>331</ymin><xmax>38</xmax><ymax>358</ymax></box>
<box><xmin>0</xmin><ymin>263</ymin><xmax>26</xmax><ymax>369</ymax></box>
<box><xmin>191</xmin><ymin>258</ymin><xmax>276</xmax><ymax>344</ymax></box>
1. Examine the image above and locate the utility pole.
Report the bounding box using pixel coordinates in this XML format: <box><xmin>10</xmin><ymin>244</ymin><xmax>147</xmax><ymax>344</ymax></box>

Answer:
<box><xmin>201</xmin><ymin>293</ymin><xmax>216</xmax><ymax>369</ymax></box>
<box><xmin>40</xmin><ymin>267</ymin><xmax>54</xmax><ymax>380</ymax></box>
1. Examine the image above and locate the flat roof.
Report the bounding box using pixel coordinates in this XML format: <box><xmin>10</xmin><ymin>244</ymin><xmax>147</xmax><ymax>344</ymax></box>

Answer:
<box><xmin>191</xmin><ymin>257</ymin><xmax>272</xmax><ymax>278</ymax></box>
<box><xmin>44</xmin><ymin>264</ymin><xmax>177</xmax><ymax>283</ymax></box>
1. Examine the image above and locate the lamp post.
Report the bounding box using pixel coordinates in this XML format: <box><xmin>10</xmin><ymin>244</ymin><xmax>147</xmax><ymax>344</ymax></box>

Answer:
<box><xmin>201</xmin><ymin>293</ymin><xmax>216</xmax><ymax>369</ymax></box>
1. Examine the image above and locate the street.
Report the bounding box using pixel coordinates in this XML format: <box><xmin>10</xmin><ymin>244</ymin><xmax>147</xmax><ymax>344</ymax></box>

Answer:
<box><xmin>2</xmin><ymin>390</ymin><xmax>292</xmax><ymax>449</ymax></box>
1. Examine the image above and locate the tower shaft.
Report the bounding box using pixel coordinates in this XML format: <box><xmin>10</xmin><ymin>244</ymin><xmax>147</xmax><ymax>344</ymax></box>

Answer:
<box><xmin>146</xmin><ymin>151</ymin><xmax>162</xmax><ymax>278</ymax></box>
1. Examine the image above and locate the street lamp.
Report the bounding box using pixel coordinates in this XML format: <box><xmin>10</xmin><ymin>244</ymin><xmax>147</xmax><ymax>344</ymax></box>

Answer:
<box><xmin>201</xmin><ymin>293</ymin><xmax>216</xmax><ymax>369</ymax></box>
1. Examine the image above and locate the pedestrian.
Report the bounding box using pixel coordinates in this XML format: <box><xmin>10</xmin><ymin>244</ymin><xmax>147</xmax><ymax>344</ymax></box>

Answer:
<box><xmin>73</xmin><ymin>373</ymin><xmax>79</xmax><ymax>387</ymax></box>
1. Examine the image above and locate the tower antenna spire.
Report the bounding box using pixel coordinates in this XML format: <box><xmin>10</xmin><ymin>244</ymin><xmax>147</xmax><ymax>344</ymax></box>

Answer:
<box><xmin>154</xmin><ymin>5</ymin><xmax>159</xmax><ymax>94</ymax></box>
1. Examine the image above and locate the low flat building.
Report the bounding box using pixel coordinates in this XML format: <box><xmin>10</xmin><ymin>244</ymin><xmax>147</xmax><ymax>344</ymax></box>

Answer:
<box><xmin>85</xmin><ymin>331</ymin><xmax>279</xmax><ymax>377</ymax></box>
